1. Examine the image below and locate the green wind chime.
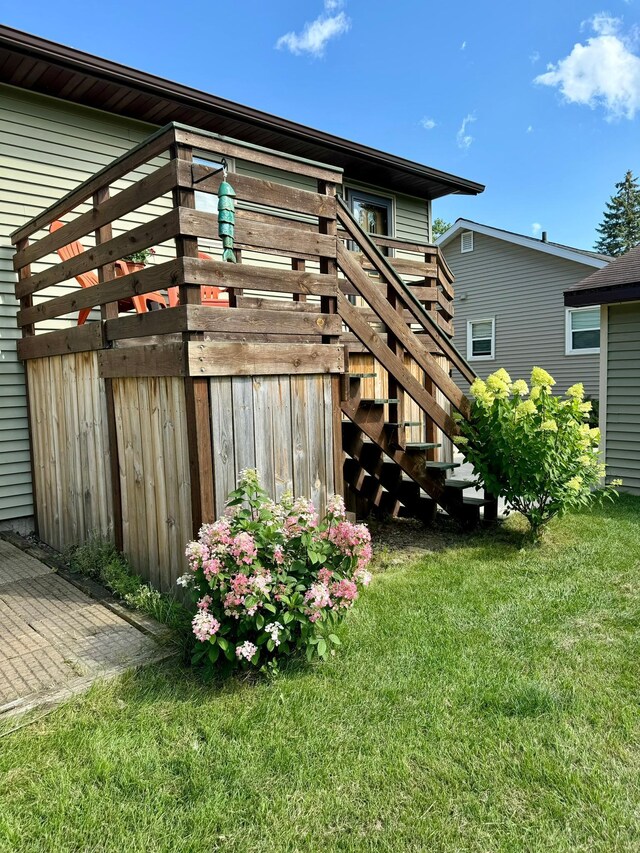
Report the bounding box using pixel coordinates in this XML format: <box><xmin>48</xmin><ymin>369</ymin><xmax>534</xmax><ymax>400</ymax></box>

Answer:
<box><xmin>218</xmin><ymin>158</ymin><xmax>237</xmax><ymax>263</ymax></box>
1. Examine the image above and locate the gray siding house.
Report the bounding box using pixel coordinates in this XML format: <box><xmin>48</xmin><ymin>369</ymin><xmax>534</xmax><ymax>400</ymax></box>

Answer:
<box><xmin>437</xmin><ymin>220</ymin><xmax>610</xmax><ymax>395</ymax></box>
<box><xmin>565</xmin><ymin>249</ymin><xmax>640</xmax><ymax>496</ymax></box>
<box><xmin>0</xmin><ymin>25</ymin><xmax>482</xmax><ymax>533</ymax></box>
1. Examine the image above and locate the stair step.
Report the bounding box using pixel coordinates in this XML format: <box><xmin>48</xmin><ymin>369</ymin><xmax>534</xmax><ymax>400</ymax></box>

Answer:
<box><xmin>445</xmin><ymin>478</ymin><xmax>480</xmax><ymax>490</ymax></box>
<box><xmin>349</xmin><ymin>372</ymin><xmax>377</xmax><ymax>378</ymax></box>
<box><xmin>360</xmin><ymin>398</ymin><xmax>399</xmax><ymax>405</ymax></box>
<box><xmin>425</xmin><ymin>461</ymin><xmax>460</xmax><ymax>471</ymax></box>
<box><xmin>405</xmin><ymin>442</ymin><xmax>441</xmax><ymax>450</ymax></box>
<box><xmin>384</xmin><ymin>421</ymin><xmax>422</xmax><ymax>428</ymax></box>
<box><xmin>462</xmin><ymin>496</ymin><xmax>495</xmax><ymax>507</ymax></box>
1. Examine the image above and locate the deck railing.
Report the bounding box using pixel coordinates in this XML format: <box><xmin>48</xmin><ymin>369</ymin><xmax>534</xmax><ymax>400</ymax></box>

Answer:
<box><xmin>9</xmin><ymin>122</ymin><xmax>474</xmax><ymax>583</ymax></box>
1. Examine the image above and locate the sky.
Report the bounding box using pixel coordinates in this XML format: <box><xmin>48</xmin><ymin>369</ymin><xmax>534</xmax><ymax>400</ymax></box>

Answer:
<box><xmin>4</xmin><ymin>0</ymin><xmax>640</xmax><ymax>250</ymax></box>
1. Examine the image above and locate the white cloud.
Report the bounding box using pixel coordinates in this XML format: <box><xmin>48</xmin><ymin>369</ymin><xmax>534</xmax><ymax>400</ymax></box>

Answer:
<box><xmin>527</xmin><ymin>124</ymin><xmax>533</xmax><ymax>132</ymax></box>
<box><xmin>456</xmin><ymin>114</ymin><xmax>476</xmax><ymax>149</ymax></box>
<box><xmin>461</xmin><ymin>40</ymin><xmax>467</xmax><ymax>50</ymax></box>
<box><xmin>532</xmin><ymin>222</ymin><xmax>542</xmax><ymax>236</ymax></box>
<box><xmin>535</xmin><ymin>13</ymin><xmax>640</xmax><ymax>119</ymax></box>
<box><xmin>276</xmin><ymin>1</ymin><xmax>350</xmax><ymax>57</ymax></box>
<box><xmin>420</xmin><ymin>117</ymin><xmax>437</xmax><ymax>130</ymax></box>
<box><xmin>530</xmin><ymin>50</ymin><xmax>540</xmax><ymax>63</ymax></box>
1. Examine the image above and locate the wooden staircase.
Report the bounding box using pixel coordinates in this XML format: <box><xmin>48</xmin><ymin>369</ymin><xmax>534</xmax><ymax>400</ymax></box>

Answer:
<box><xmin>335</xmin><ymin>199</ymin><xmax>498</xmax><ymax>526</ymax></box>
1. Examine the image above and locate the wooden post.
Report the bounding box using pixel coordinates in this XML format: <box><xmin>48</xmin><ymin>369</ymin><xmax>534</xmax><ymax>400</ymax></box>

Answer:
<box><xmin>94</xmin><ymin>188</ymin><xmax>124</xmax><ymax>550</ymax></box>
<box><xmin>292</xmin><ymin>258</ymin><xmax>306</xmax><ymax>302</ymax></box>
<box><xmin>171</xmin><ymin>141</ymin><xmax>215</xmax><ymax>533</ymax></box>
<box><xmin>317</xmin><ymin>180</ymin><xmax>338</xmax><ymax>342</ymax></box>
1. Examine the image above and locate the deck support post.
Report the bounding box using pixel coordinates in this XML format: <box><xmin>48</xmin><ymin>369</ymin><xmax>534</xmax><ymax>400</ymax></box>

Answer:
<box><xmin>171</xmin><ymin>141</ymin><xmax>215</xmax><ymax>534</ymax></box>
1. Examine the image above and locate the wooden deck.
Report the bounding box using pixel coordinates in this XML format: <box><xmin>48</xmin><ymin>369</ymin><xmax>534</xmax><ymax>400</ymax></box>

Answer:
<box><xmin>10</xmin><ymin>122</ymin><xmax>491</xmax><ymax>589</ymax></box>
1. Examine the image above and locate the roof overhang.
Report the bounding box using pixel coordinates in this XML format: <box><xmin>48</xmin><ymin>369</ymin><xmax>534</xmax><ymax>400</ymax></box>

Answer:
<box><xmin>564</xmin><ymin>283</ymin><xmax>640</xmax><ymax>307</ymax></box>
<box><xmin>437</xmin><ymin>219</ymin><xmax>609</xmax><ymax>268</ymax></box>
<box><xmin>0</xmin><ymin>25</ymin><xmax>485</xmax><ymax>202</ymax></box>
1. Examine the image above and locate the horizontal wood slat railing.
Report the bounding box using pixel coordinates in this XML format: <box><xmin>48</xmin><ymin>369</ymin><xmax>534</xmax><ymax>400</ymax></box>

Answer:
<box><xmin>336</xmin><ymin>198</ymin><xmax>473</xmax><ymax>384</ymax></box>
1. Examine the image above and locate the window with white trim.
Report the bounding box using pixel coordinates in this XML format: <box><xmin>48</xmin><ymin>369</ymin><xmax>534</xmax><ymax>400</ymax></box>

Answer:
<box><xmin>467</xmin><ymin>318</ymin><xmax>495</xmax><ymax>360</ymax></box>
<box><xmin>461</xmin><ymin>231</ymin><xmax>474</xmax><ymax>253</ymax></box>
<box><xmin>566</xmin><ymin>307</ymin><xmax>600</xmax><ymax>355</ymax></box>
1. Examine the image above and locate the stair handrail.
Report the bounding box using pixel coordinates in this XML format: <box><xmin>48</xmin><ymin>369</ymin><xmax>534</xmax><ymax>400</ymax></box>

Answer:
<box><xmin>336</xmin><ymin>197</ymin><xmax>476</xmax><ymax>384</ymax></box>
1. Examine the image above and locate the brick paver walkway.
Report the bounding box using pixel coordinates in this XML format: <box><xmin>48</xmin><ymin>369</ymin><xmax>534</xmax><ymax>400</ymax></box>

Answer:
<box><xmin>0</xmin><ymin>538</ymin><xmax>167</xmax><ymax>715</ymax></box>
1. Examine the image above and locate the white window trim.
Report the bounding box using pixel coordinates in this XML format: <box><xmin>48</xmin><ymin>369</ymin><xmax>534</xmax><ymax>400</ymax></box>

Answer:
<box><xmin>461</xmin><ymin>231</ymin><xmax>474</xmax><ymax>253</ymax></box>
<box><xmin>467</xmin><ymin>317</ymin><xmax>495</xmax><ymax>361</ymax></box>
<box><xmin>565</xmin><ymin>307</ymin><xmax>601</xmax><ymax>356</ymax></box>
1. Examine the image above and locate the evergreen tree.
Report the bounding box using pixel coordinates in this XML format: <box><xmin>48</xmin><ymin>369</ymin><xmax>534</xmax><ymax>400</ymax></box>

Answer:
<box><xmin>432</xmin><ymin>217</ymin><xmax>452</xmax><ymax>241</ymax></box>
<box><xmin>594</xmin><ymin>170</ymin><xmax>640</xmax><ymax>257</ymax></box>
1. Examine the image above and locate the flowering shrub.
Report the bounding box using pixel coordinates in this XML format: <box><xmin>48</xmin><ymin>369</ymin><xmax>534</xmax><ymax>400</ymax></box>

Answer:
<box><xmin>454</xmin><ymin>367</ymin><xmax>620</xmax><ymax>540</ymax></box>
<box><xmin>178</xmin><ymin>470</ymin><xmax>372</xmax><ymax>674</ymax></box>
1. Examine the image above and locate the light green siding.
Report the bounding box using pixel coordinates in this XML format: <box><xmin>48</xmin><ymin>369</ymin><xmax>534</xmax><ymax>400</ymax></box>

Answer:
<box><xmin>442</xmin><ymin>230</ymin><xmax>601</xmax><ymax>396</ymax></box>
<box><xmin>0</xmin><ymin>83</ymin><xmax>158</xmax><ymax>523</ymax></box>
<box><xmin>605</xmin><ymin>302</ymin><xmax>640</xmax><ymax>495</ymax></box>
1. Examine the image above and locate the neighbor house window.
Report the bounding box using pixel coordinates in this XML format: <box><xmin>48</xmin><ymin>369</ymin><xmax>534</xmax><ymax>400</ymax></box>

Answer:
<box><xmin>566</xmin><ymin>307</ymin><xmax>600</xmax><ymax>355</ymax></box>
<box><xmin>461</xmin><ymin>231</ymin><xmax>474</xmax><ymax>253</ymax></box>
<box><xmin>467</xmin><ymin>318</ymin><xmax>495</xmax><ymax>360</ymax></box>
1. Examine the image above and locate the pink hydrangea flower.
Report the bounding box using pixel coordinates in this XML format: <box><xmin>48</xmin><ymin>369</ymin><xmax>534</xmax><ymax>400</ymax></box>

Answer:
<box><xmin>203</xmin><ymin>557</ymin><xmax>223</xmax><ymax>581</ymax></box>
<box><xmin>326</xmin><ymin>494</ymin><xmax>346</xmax><ymax>519</ymax></box>
<box><xmin>331</xmin><ymin>578</ymin><xmax>358</xmax><ymax>606</ymax></box>
<box><xmin>273</xmin><ymin>544</ymin><xmax>285</xmax><ymax>565</ymax></box>
<box><xmin>192</xmin><ymin>610</ymin><xmax>220</xmax><ymax>642</ymax></box>
<box><xmin>328</xmin><ymin>521</ymin><xmax>373</xmax><ymax>572</ymax></box>
<box><xmin>230</xmin><ymin>531</ymin><xmax>257</xmax><ymax>566</ymax></box>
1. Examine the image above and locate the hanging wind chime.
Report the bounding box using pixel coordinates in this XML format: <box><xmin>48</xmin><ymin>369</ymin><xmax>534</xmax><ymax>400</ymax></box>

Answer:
<box><xmin>217</xmin><ymin>158</ymin><xmax>237</xmax><ymax>263</ymax></box>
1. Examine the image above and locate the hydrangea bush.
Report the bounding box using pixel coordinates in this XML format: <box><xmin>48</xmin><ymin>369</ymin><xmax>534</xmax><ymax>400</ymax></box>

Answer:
<box><xmin>454</xmin><ymin>367</ymin><xmax>619</xmax><ymax>540</ymax></box>
<box><xmin>178</xmin><ymin>470</ymin><xmax>372</xmax><ymax>674</ymax></box>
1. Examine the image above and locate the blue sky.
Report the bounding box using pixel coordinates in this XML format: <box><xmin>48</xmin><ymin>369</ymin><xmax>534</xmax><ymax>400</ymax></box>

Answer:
<box><xmin>5</xmin><ymin>0</ymin><xmax>640</xmax><ymax>249</ymax></box>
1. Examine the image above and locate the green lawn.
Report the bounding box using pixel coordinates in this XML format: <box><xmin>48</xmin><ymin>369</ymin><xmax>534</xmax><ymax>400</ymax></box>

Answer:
<box><xmin>1</xmin><ymin>497</ymin><xmax>639</xmax><ymax>853</ymax></box>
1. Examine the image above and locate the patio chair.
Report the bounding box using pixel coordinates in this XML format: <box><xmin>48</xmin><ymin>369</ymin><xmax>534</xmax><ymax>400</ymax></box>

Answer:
<box><xmin>167</xmin><ymin>252</ymin><xmax>229</xmax><ymax>308</ymax></box>
<box><xmin>49</xmin><ymin>220</ymin><xmax>167</xmax><ymax>325</ymax></box>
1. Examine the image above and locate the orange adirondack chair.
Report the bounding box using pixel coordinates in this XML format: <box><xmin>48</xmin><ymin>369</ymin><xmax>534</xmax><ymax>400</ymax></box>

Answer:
<box><xmin>49</xmin><ymin>220</ymin><xmax>166</xmax><ymax>325</ymax></box>
<box><xmin>167</xmin><ymin>252</ymin><xmax>229</xmax><ymax>308</ymax></box>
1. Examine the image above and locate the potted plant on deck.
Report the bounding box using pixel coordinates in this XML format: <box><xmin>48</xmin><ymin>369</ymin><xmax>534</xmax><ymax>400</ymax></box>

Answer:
<box><xmin>120</xmin><ymin>247</ymin><xmax>155</xmax><ymax>275</ymax></box>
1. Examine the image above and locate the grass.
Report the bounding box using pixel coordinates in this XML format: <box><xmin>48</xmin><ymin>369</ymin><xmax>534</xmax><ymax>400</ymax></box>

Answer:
<box><xmin>1</xmin><ymin>496</ymin><xmax>639</xmax><ymax>852</ymax></box>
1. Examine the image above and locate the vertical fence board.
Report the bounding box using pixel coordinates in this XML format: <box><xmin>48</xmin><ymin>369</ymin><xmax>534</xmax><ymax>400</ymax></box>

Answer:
<box><xmin>231</xmin><ymin>377</ymin><xmax>256</xmax><ymax>474</ymax></box>
<box><xmin>210</xmin><ymin>376</ymin><xmax>236</xmax><ymax>518</ymax></box>
<box><xmin>252</xmin><ymin>377</ymin><xmax>276</xmax><ymax>499</ymax></box>
<box><xmin>270</xmin><ymin>376</ymin><xmax>294</xmax><ymax>500</ymax></box>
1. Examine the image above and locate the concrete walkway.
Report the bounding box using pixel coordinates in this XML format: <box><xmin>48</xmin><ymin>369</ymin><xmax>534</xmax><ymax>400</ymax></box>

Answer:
<box><xmin>0</xmin><ymin>536</ymin><xmax>170</xmax><ymax>717</ymax></box>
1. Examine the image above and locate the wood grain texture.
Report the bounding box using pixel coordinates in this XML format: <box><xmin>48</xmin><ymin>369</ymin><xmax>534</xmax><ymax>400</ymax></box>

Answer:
<box><xmin>26</xmin><ymin>352</ymin><xmax>113</xmax><ymax>552</ymax></box>
<box><xmin>112</xmin><ymin>376</ymin><xmax>192</xmax><ymax>589</ymax></box>
<box><xmin>209</xmin><ymin>373</ymin><xmax>333</xmax><ymax>516</ymax></box>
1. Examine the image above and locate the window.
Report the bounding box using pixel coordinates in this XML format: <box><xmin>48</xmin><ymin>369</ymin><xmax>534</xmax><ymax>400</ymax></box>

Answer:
<box><xmin>461</xmin><ymin>231</ymin><xmax>474</xmax><ymax>253</ymax></box>
<box><xmin>467</xmin><ymin>318</ymin><xmax>495</xmax><ymax>360</ymax></box>
<box><xmin>349</xmin><ymin>190</ymin><xmax>393</xmax><ymax>238</ymax></box>
<box><xmin>566</xmin><ymin>307</ymin><xmax>600</xmax><ymax>355</ymax></box>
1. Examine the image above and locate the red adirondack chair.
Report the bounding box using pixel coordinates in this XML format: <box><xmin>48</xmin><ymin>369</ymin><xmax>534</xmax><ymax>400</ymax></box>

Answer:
<box><xmin>167</xmin><ymin>252</ymin><xmax>229</xmax><ymax>308</ymax></box>
<box><xmin>49</xmin><ymin>220</ymin><xmax>166</xmax><ymax>325</ymax></box>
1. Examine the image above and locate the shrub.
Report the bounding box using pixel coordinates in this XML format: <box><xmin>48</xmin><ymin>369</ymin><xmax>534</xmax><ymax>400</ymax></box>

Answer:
<box><xmin>454</xmin><ymin>368</ymin><xmax>619</xmax><ymax>540</ymax></box>
<box><xmin>179</xmin><ymin>470</ymin><xmax>372</xmax><ymax>675</ymax></box>
<box><xmin>68</xmin><ymin>536</ymin><xmax>190</xmax><ymax>636</ymax></box>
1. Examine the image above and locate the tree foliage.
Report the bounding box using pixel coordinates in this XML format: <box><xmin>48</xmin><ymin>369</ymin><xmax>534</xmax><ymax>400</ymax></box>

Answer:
<box><xmin>594</xmin><ymin>170</ymin><xmax>640</xmax><ymax>257</ymax></box>
<box><xmin>432</xmin><ymin>217</ymin><xmax>452</xmax><ymax>241</ymax></box>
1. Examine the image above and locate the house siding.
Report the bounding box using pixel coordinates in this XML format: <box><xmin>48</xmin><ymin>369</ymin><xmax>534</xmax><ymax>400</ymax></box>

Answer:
<box><xmin>0</xmin><ymin>84</ymin><xmax>433</xmax><ymax>526</ymax></box>
<box><xmin>605</xmin><ymin>302</ymin><xmax>640</xmax><ymax>495</ymax></box>
<box><xmin>442</xmin><ymin>231</ymin><xmax>601</xmax><ymax>397</ymax></box>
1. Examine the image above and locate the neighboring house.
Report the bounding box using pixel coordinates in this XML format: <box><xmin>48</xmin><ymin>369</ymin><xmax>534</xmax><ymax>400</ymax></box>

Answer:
<box><xmin>565</xmin><ymin>248</ymin><xmax>640</xmax><ymax>496</ymax></box>
<box><xmin>0</xmin><ymin>25</ymin><xmax>483</xmax><ymax>533</ymax></box>
<box><xmin>437</xmin><ymin>220</ymin><xmax>610</xmax><ymax>395</ymax></box>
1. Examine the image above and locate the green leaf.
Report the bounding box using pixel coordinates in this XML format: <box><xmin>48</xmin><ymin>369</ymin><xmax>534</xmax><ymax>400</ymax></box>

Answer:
<box><xmin>306</xmin><ymin>643</ymin><xmax>315</xmax><ymax>662</ymax></box>
<box><xmin>207</xmin><ymin>644</ymin><xmax>220</xmax><ymax>664</ymax></box>
<box><xmin>328</xmin><ymin>634</ymin><xmax>341</xmax><ymax>646</ymax></box>
<box><xmin>256</xmin><ymin>614</ymin><xmax>265</xmax><ymax>630</ymax></box>
<box><xmin>317</xmin><ymin>639</ymin><xmax>327</xmax><ymax>657</ymax></box>
<box><xmin>217</xmin><ymin>636</ymin><xmax>230</xmax><ymax>651</ymax></box>
<box><xmin>283</xmin><ymin>611</ymin><xmax>294</xmax><ymax>624</ymax></box>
